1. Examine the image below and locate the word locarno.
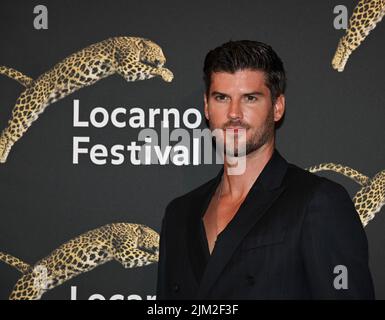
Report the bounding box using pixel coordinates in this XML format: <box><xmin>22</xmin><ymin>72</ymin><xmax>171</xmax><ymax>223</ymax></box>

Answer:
<box><xmin>70</xmin><ymin>286</ymin><xmax>156</xmax><ymax>300</ymax></box>
<box><xmin>73</xmin><ymin>100</ymin><xmax>202</xmax><ymax>129</ymax></box>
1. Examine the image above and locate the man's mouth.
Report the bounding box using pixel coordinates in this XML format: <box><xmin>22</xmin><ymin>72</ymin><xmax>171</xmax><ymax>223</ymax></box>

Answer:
<box><xmin>224</xmin><ymin>127</ymin><xmax>247</xmax><ymax>132</ymax></box>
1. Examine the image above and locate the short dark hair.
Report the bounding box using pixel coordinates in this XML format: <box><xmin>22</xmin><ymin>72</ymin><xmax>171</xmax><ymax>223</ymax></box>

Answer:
<box><xmin>203</xmin><ymin>40</ymin><xmax>286</xmax><ymax>105</ymax></box>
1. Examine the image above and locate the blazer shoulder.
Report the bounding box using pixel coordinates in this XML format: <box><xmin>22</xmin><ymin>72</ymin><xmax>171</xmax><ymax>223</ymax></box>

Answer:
<box><xmin>285</xmin><ymin>162</ymin><xmax>350</xmax><ymax>197</ymax></box>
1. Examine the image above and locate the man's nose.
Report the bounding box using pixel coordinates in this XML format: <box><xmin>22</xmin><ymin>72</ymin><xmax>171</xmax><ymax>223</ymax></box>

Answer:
<box><xmin>227</xmin><ymin>100</ymin><xmax>243</xmax><ymax>120</ymax></box>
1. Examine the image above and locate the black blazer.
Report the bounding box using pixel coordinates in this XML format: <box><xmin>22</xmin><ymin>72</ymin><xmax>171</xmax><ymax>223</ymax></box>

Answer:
<box><xmin>156</xmin><ymin>149</ymin><xmax>374</xmax><ymax>299</ymax></box>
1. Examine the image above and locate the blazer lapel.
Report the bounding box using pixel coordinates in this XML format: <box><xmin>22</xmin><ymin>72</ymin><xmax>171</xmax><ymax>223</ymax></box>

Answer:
<box><xmin>196</xmin><ymin>149</ymin><xmax>288</xmax><ymax>299</ymax></box>
<box><xmin>186</xmin><ymin>169</ymin><xmax>223</xmax><ymax>285</ymax></box>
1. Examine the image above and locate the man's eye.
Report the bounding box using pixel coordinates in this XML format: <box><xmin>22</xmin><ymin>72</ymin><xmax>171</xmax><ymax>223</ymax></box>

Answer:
<box><xmin>215</xmin><ymin>95</ymin><xmax>228</xmax><ymax>102</ymax></box>
<box><xmin>245</xmin><ymin>95</ymin><xmax>258</xmax><ymax>102</ymax></box>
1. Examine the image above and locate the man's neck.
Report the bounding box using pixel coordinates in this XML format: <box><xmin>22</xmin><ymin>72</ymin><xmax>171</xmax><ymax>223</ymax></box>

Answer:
<box><xmin>221</xmin><ymin>142</ymin><xmax>275</xmax><ymax>200</ymax></box>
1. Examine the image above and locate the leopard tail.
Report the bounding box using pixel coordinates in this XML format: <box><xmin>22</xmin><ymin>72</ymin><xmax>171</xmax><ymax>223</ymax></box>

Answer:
<box><xmin>0</xmin><ymin>66</ymin><xmax>34</xmax><ymax>87</ymax></box>
<box><xmin>0</xmin><ymin>251</ymin><xmax>31</xmax><ymax>274</ymax></box>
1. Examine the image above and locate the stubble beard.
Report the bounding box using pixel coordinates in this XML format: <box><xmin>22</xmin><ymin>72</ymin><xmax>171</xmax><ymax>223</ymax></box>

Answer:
<box><xmin>211</xmin><ymin>107</ymin><xmax>275</xmax><ymax>158</ymax></box>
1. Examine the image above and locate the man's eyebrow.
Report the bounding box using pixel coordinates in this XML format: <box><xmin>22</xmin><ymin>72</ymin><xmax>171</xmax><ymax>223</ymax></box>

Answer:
<box><xmin>243</xmin><ymin>91</ymin><xmax>264</xmax><ymax>96</ymax></box>
<box><xmin>210</xmin><ymin>91</ymin><xmax>229</xmax><ymax>96</ymax></box>
<box><xmin>210</xmin><ymin>91</ymin><xmax>265</xmax><ymax>97</ymax></box>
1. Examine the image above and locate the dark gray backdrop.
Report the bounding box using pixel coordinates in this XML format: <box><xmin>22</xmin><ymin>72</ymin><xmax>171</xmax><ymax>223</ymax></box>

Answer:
<box><xmin>0</xmin><ymin>0</ymin><xmax>384</xmax><ymax>299</ymax></box>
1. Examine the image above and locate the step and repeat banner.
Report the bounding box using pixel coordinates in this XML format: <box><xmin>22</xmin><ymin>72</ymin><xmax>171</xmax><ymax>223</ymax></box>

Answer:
<box><xmin>0</xmin><ymin>0</ymin><xmax>384</xmax><ymax>300</ymax></box>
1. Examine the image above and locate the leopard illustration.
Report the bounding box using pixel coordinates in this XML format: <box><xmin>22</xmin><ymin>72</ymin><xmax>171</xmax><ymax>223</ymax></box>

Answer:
<box><xmin>332</xmin><ymin>0</ymin><xmax>385</xmax><ymax>71</ymax></box>
<box><xmin>0</xmin><ymin>36</ymin><xmax>174</xmax><ymax>163</ymax></box>
<box><xmin>307</xmin><ymin>163</ymin><xmax>385</xmax><ymax>226</ymax></box>
<box><xmin>0</xmin><ymin>223</ymin><xmax>159</xmax><ymax>300</ymax></box>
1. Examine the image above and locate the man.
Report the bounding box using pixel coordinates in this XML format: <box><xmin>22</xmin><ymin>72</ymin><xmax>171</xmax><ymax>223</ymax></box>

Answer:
<box><xmin>156</xmin><ymin>40</ymin><xmax>374</xmax><ymax>299</ymax></box>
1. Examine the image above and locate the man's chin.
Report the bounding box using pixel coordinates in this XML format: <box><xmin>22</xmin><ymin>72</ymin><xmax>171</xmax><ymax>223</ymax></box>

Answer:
<box><xmin>223</xmin><ymin>147</ymin><xmax>247</xmax><ymax>158</ymax></box>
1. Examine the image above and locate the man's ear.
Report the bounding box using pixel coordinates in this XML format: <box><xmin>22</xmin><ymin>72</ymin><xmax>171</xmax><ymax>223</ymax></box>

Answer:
<box><xmin>273</xmin><ymin>95</ymin><xmax>285</xmax><ymax>122</ymax></box>
<box><xmin>204</xmin><ymin>93</ymin><xmax>209</xmax><ymax>120</ymax></box>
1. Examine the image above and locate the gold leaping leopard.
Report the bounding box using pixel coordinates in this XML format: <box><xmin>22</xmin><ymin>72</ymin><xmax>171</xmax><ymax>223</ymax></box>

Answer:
<box><xmin>0</xmin><ymin>223</ymin><xmax>159</xmax><ymax>300</ymax></box>
<box><xmin>0</xmin><ymin>36</ymin><xmax>174</xmax><ymax>163</ymax></box>
<box><xmin>332</xmin><ymin>0</ymin><xmax>385</xmax><ymax>71</ymax></box>
<box><xmin>307</xmin><ymin>163</ymin><xmax>385</xmax><ymax>226</ymax></box>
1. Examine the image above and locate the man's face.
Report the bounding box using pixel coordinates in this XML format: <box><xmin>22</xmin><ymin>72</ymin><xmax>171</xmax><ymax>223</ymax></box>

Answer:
<box><xmin>204</xmin><ymin>69</ymin><xmax>285</xmax><ymax>156</ymax></box>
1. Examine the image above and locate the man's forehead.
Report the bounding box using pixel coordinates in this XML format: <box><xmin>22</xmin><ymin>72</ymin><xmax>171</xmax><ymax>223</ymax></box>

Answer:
<box><xmin>209</xmin><ymin>69</ymin><xmax>268</xmax><ymax>93</ymax></box>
